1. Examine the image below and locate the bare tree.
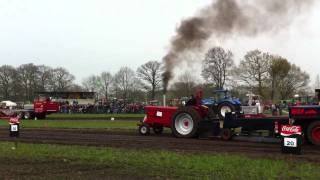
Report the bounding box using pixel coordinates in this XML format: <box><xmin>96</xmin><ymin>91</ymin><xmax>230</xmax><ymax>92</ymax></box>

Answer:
<box><xmin>0</xmin><ymin>64</ymin><xmax>77</xmax><ymax>101</ymax></box>
<box><xmin>82</xmin><ymin>75</ymin><xmax>100</xmax><ymax>92</ymax></box>
<box><xmin>113</xmin><ymin>67</ymin><xmax>136</xmax><ymax>100</ymax></box>
<box><xmin>37</xmin><ymin>65</ymin><xmax>52</xmax><ymax>92</ymax></box>
<box><xmin>17</xmin><ymin>63</ymin><xmax>39</xmax><ymax>101</ymax></box>
<box><xmin>136</xmin><ymin>61</ymin><xmax>162</xmax><ymax>99</ymax></box>
<box><xmin>50</xmin><ymin>67</ymin><xmax>75</xmax><ymax>91</ymax></box>
<box><xmin>99</xmin><ymin>71</ymin><xmax>113</xmax><ymax>99</ymax></box>
<box><xmin>10</xmin><ymin>69</ymin><xmax>22</xmax><ymax>101</ymax></box>
<box><xmin>237</xmin><ymin>50</ymin><xmax>271</xmax><ymax>97</ymax></box>
<box><xmin>68</xmin><ymin>84</ymin><xmax>84</xmax><ymax>92</ymax></box>
<box><xmin>278</xmin><ymin>64</ymin><xmax>310</xmax><ymax>99</ymax></box>
<box><xmin>0</xmin><ymin>65</ymin><xmax>16</xmax><ymax>99</ymax></box>
<box><xmin>82</xmin><ymin>72</ymin><xmax>113</xmax><ymax>99</ymax></box>
<box><xmin>202</xmin><ymin>47</ymin><xmax>234</xmax><ymax>89</ymax></box>
<box><xmin>172</xmin><ymin>71</ymin><xmax>197</xmax><ymax>97</ymax></box>
<box><xmin>268</xmin><ymin>57</ymin><xmax>291</xmax><ymax>101</ymax></box>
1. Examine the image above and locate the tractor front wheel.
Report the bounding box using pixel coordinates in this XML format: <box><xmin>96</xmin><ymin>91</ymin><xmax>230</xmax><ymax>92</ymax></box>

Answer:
<box><xmin>139</xmin><ymin>123</ymin><xmax>150</xmax><ymax>136</ymax></box>
<box><xmin>171</xmin><ymin>107</ymin><xmax>201</xmax><ymax>138</ymax></box>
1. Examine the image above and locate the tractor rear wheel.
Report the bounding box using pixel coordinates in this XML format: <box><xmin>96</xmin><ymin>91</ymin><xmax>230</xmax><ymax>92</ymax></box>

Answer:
<box><xmin>217</xmin><ymin>102</ymin><xmax>235</xmax><ymax>119</ymax></box>
<box><xmin>171</xmin><ymin>107</ymin><xmax>201</xmax><ymax>138</ymax></box>
<box><xmin>307</xmin><ymin>121</ymin><xmax>320</xmax><ymax>145</ymax></box>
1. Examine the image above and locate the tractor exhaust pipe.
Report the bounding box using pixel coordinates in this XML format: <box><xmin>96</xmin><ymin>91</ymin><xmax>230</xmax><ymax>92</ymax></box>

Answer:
<box><xmin>163</xmin><ymin>94</ymin><xmax>166</xmax><ymax>106</ymax></box>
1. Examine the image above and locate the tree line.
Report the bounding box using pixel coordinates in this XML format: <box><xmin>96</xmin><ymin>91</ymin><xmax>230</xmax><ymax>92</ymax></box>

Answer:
<box><xmin>0</xmin><ymin>64</ymin><xmax>77</xmax><ymax>102</ymax></box>
<box><xmin>201</xmin><ymin>47</ymin><xmax>310</xmax><ymax>102</ymax></box>
<box><xmin>0</xmin><ymin>47</ymin><xmax>311</xmax><ymax>103</ymax></box>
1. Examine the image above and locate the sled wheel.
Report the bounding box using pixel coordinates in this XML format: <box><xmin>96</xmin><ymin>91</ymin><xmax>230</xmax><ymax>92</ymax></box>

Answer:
<box><xmin>221</xmin><ymin>128</ymin><xmax>233</xmax><ymax>141</ymax></box>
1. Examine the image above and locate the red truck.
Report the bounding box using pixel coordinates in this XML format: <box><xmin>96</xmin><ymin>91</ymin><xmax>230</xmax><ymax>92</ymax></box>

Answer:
<box><xmin>0</xmin><ymin>96</ymin><xmax>59</xmax><ymax>120</ymax></box>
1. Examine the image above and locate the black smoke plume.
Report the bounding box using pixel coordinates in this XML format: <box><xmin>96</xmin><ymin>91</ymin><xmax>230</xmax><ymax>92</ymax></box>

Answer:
<box><xmin>162</xmin><ymin>0</ymin><xmax>314</xmax><ymax>92</ymax></box>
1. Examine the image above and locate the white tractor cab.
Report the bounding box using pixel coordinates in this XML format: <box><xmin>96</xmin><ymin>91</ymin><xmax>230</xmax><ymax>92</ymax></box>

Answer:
<box><xmin>241</xmin><ymin>93</ymin><xmax>264</xmax><ymax>115</ymax></box>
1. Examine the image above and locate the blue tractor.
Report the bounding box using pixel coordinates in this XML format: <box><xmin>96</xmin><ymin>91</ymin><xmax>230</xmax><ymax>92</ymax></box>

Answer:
<box><xmin>202</xmin><ymin>89</ymin><xmax>241</xmax><ymax>119</ymax></box>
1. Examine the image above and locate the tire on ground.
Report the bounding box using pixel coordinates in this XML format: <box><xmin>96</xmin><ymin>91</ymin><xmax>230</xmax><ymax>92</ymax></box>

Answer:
<box><xmin>221</xmin><ymin>128</ymin><xmax>233</xmax><ymax>140</ymax></box>
<box><xmin>171</xmin><ymin>106</ymin><xmax>201</xmax><ymax>138</ymax></box>
<box><xmin>306</xmin><ymin>120</ymin><xmax>320</xmax><ymax>145</ymax></box>
<box><xmin>217</xmin><ymin>102</ymin><xmax>235</xmax><ymax>120</ymax></box>
<box><xmin>139</xmin><ymin>123</ymin><xmax>150</xmax><ymax>135</ymax></box>
<box><xmin>23</xmin><ymin>112</ymin><xmax>30</xmax><ymax>119</ymax></box>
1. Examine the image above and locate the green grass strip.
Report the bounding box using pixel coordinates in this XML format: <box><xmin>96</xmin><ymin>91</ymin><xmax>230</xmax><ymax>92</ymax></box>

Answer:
<box><xmin>0</xmin><ymin>142</ymin><xmax>319</xmax><ymax>179</ymax></box>
<box><xmin>0</xmin><ymin>120</ymin><xmax>138</xmax><ymax>129</ymax></box>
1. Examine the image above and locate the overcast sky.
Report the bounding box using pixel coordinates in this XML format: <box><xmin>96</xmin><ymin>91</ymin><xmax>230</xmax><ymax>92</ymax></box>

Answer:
<box><xmin>0</xmin><ymin>0</ymin><xmax>319</xmax><ymax>84</ymax></box>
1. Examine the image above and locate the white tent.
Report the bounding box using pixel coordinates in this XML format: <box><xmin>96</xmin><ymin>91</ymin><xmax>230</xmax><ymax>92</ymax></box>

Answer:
<box><xmin>1</xmin><ymin>100</ymin><xmax>17</xmax><ymax>107</ymax></box>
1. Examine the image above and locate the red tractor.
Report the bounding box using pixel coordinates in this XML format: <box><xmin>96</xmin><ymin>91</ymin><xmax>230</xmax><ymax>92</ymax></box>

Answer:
<box><xmin>138</xmin><ymin>91</ymin><xmax>218</xmax><ymax>137</ymax></box>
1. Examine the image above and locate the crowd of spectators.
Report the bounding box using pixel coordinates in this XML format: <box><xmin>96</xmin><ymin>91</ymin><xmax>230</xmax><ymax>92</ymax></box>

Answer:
<box><xmin>59</xmin><ymin>99</ymin><xmax>145</xmax><ymax>114</ymax></box>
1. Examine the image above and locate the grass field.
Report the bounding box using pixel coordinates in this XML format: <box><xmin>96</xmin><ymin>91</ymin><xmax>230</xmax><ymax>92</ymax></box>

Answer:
<box><xmin>0</xmin><ymin>142</ymin><xmax>319</xmax><ymax>179</ymax></box>
<box><xmin>0</xmin><ymin>120</ymin><xmax>138</xmax><ymax>129</ymax></box>
<box><xmin>46</xmin><ymin>113</ymin><xmax>145</xmax><ymax>120</ymax></box>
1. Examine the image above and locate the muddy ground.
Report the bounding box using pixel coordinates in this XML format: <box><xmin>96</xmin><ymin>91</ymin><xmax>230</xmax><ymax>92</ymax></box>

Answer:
<box><xmin>0</xmin><ymin>127</ymin><xmax>320</xmax><ymax>179</ymax></box>
<box><xmin>1</xmin><ymin>128</ymin><xmax>320</xmax><ymax>162</ymax></box>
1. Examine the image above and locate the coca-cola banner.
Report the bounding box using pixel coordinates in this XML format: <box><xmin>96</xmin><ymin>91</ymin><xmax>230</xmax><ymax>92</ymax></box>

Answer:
<box><xmin>280</xmin><ymin>125</ymin><xmax>302</xmax><ymax>136</ymax></box>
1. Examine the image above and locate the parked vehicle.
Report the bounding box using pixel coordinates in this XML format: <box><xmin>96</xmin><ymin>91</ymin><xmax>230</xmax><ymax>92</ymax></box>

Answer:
<box><xmin>0</xmin><ymin>96</ymin><xmax>59</xmax><ymax>120</ymax></box>
<box><xmin>202</xmin><ymin>89</ymin><xmax>241</xmax><ymax>119</ymax></box>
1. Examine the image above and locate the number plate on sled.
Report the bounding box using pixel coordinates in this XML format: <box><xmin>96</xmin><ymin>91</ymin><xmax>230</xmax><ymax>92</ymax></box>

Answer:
<box><xmin>284</xmin><ymin>137</ymin><xmax>297</xmax><ymax>147</ymax></box>
<box><xmin>10</xmin><ymin>125</ymin><xmax>18</xmax><ymax>132</ymax></box>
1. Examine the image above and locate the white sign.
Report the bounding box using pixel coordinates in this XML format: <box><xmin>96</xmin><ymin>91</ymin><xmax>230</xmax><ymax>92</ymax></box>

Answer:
<box><xmin>156</xmin><ymin>111</ymin><xmax>163</xmax><ymax>117</ymax></box>
<box><xmin>284</xmin><ymin>137</ymin><xmax>297</xmax><ymax>147</ymax></box>
<box><xmin>10</xmin><ymin>125</ymin><xmax>18</xmax><ymax>132</ymax></box>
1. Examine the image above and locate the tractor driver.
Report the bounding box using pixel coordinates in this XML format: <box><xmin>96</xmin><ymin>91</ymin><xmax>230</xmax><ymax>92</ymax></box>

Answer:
<box><xmin>185</xmin><ymin>94</ymin><xmax>197</xmax><ymax>106</ymax></box>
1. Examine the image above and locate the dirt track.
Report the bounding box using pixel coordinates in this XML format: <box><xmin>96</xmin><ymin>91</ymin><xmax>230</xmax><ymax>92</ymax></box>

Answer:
<box><xmin>1</xmin><ymin>128</ymin><xmax>320</xmax><ymax>163</ymax></box>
